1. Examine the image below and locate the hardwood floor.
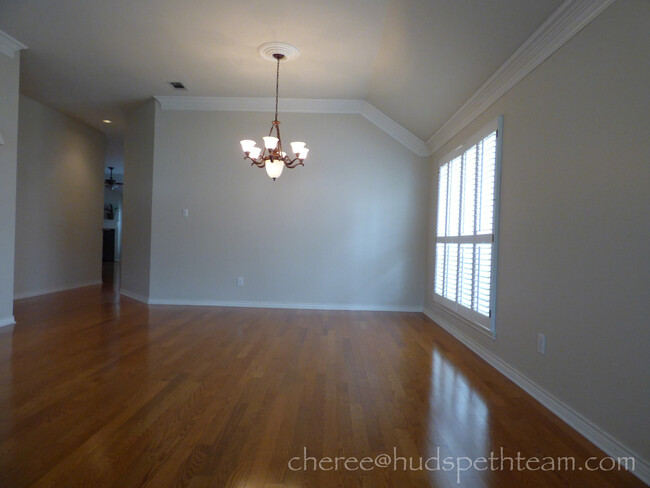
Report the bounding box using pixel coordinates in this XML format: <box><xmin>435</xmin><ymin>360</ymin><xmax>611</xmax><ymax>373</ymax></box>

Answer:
<box><xmin>0</xmin><ymin>281</ymin><xmax>645</xmax><ymax>487</ymax></box>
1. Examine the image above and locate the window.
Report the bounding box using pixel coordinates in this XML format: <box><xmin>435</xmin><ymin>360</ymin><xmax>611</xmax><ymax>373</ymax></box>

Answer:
<box><xmin>434</xmin><ymin>117</ymin><xmax>502</xmax><ymax>333</ymax></box>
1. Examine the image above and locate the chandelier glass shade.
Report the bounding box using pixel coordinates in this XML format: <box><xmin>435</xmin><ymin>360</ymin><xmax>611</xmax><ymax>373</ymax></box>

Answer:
<box><xmin>240</xmin><ymin>52</ymin><xmax>309</xmax><ymax>180</ymax></box>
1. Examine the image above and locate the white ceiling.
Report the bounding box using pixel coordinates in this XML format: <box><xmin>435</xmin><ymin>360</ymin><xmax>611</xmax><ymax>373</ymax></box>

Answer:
<box><xmin>0</xmin><ymin>0</ymin><xmax>562</xmax><ymax>143</ymax></box>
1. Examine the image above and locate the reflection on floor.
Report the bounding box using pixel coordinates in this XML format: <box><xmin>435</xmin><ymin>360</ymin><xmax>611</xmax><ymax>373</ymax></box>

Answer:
<box><xmin>102</xmin><ymin>261</ymin><xmax>120</xmax><ymax>292</ymax></box>
<box><xmin>1</xmin><ymin>280</ymin><xmax>645</xmax><ymax>487</ymax></box>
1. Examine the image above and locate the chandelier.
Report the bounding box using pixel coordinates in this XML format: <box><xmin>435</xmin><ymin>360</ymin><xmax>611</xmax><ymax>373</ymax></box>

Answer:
<box><xmin>240</xmin><ymin>43</ymin><xmax>309</xmax><ymax>180</ymax></box>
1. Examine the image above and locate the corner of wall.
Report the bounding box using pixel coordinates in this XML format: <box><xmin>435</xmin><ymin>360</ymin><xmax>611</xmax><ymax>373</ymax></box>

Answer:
<box><xmin>0</xmin><ymin>49</ymin><xmax>21</xmax><ymax>320</ymax></box>
<box><xmin>120</xmin><ymin>99</ymin><xmax>157</xmax><ymax>298</ymax></box>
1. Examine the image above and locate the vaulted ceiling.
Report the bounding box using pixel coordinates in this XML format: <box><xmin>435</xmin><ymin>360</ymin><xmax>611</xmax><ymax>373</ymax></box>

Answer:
<box><xmin>0</xmin><ymin>0</ymin><xmax>562</xmax><ymax>142</ymax></box>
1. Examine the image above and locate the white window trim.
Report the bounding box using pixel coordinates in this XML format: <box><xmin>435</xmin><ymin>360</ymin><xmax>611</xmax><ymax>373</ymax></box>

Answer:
<box><xmin>433</xmin><ymin>115</ymin><xmax>503</xmax><ymax>338</ymax></box>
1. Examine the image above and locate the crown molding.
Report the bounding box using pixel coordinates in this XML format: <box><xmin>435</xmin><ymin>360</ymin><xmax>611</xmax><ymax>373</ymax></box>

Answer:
<box><xmin>360</xmin><ymin>102</ymin><xmax>431</xmax><ymax>157</ymax></box>
<box><xmin>154</xmin><ymin>96</ymin><xmax>363</xmax><ymax>113</ymax></box>
<box><xmin>154</xmin><ymin>96</ymin><xmax>430</xmax><ymax>157</ymax></box>
<box><xmin>0</xmin><ymin>30</ymin><xmax>27</xmax><ymax>59</ymax></box>
<box><xmin>427</xmin><ymin>0</ymin><xmax>616</xmax><ymax>154</ymax></box>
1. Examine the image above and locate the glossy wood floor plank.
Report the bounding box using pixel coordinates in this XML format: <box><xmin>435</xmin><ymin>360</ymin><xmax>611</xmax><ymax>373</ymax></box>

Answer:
<box><xmin>0</xmin><ymin>273</ymin><xmax>645</xmax><ymax>487</ymax></box>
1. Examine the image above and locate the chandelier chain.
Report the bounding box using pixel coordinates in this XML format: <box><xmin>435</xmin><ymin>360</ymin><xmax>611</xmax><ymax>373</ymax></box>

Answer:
<box><xmin>274</xmin><ymin>57</ymin><xmax>280</xmax><ymax>122</ymax></box>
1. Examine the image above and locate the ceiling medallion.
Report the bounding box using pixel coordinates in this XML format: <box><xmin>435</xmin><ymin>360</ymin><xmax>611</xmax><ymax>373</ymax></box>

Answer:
<box><xmin>239</xmin><ymin>42</ymin><xmax>308</xmax><ymax>181</ymax></box>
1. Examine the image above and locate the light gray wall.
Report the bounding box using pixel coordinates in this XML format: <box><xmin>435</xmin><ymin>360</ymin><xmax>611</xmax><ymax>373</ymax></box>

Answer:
<box><xmin>148</xmin><ymin>110</ymin><xmax>429</xmax><ymax>309</ymax></box>
<box><xmin>14</xmin><ymin>95</ymin><xmax>106</xmax><ymax>298</ymax></box>
<box><xmin>0</xmin><ymin>52</ymin><xmax>20</xmax><ymax>324</ymax></box>
<box><xmin>425</xmin><ymin>0</ymin><xmax>650</xmax><ymax>462</ymax></box>
<box><xmin>121</xmin><ymin>99</ymin><xmax>156</xmax><ymax>298</ymax></box>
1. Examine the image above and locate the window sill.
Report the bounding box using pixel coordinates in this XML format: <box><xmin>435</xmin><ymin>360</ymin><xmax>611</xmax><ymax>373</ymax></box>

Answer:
<box><xmin>431</xmin><ymin>300</ymin><xmax>496</xmax><ymax>340</ymax></box>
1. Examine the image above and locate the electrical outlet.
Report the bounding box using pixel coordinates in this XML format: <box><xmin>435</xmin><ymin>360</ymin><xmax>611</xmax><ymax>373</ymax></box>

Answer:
<box><xmin>182</xmin><ymin>208</ymin><xmax>189</xmax><ymax>217</ymax></box>
<box><xmin>237</xmin><ymin>277</ymin><xmax>244</xmax><ymax>287</ymax></box>
<box><xmin>537</xmin><ymin>333</ymin><xmax>546</xmax><ymax>355</ymax></box>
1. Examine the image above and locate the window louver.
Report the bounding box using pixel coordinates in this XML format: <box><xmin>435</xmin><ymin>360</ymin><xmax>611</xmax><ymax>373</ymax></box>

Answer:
<box><xmin>434</xmin><ymin>121</ymin><xmax>501</xmax><ymax>331</ymax></box>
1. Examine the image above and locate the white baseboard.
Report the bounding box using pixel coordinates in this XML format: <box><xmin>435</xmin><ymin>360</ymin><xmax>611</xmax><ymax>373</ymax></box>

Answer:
<box><xmin>119</xmin><ymin>289</ymin><xmax>150</xmax><ymax>304</ymax></box>
<box><xmin>13</xmin><ymin>280</ymin><xmax>103</xmax><ymax>300</ymax></box>
<box><xmin>0</xmin><ymin>316</ymin><xmax>16</xmax><ymax>328</ymax></box>
<box><xmin>148</xmin><ymin>297</ymin><xmax>423</xmax><ymax>313</ymax></box>
<box><xmin>423</xmin><ymin>307</ymin><xmax>649</xmax><ymax>485</ymax></box>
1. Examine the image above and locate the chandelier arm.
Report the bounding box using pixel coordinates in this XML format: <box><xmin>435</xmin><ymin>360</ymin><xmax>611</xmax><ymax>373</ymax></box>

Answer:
<box><xmin>244</xmin><ymin>155</ymin><xmax>266</xmax><ymax>167</ymax></box>
<box><xmin>285</xmin><ymin>158</ymin><xmax>305</xmax><ymax>168</ymax></box>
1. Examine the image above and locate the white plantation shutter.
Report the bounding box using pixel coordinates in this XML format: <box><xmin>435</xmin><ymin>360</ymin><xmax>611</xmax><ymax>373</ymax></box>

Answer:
<box><xmin>434</xmin><ymin>118</ymin><xmax>502</xmax><ymax>331</ymax></box>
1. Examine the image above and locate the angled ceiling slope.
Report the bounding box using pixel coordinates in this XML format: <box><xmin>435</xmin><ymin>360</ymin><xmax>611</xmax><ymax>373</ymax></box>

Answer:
<box><xmin>154</xmin><ymin>0</ymin><xmax>616</xmax><ymax>157</ymax></box>
<box><xmin>0</xmin><ymin>0</ymin><xmax>616</xmax><ymax>157</ymax></box>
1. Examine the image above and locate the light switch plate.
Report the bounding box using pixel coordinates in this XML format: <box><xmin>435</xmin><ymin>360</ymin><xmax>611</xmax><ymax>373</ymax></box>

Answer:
<box><xmin>537</xmin><ymin>333</ymin><xmax>546</xmax><ymax>355</ymax></box>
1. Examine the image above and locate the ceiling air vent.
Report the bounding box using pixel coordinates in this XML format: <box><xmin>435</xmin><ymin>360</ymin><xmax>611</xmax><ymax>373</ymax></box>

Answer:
<box><xmin>169</xmin><ymin>81</ymin><xmax>187</xmax><ymax>90</ymax></box>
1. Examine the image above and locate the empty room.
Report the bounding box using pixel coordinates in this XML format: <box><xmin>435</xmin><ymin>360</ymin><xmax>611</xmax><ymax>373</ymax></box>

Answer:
<box><xmin>0</xmin><ymin>0</ymin><xmax>648</xmax><ymax>486</ymax></box>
